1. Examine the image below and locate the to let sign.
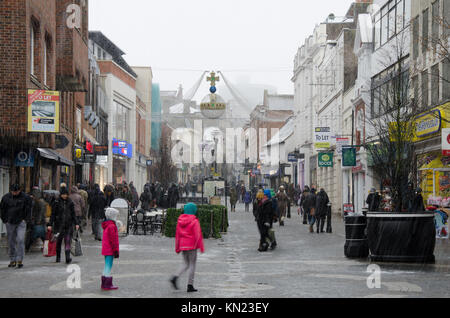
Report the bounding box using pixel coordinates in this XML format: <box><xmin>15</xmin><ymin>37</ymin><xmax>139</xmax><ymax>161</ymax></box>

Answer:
<box><xmin>314</xmin><ymin>127</ymin><xmax>332</xmax><ymax>148</ymax></box>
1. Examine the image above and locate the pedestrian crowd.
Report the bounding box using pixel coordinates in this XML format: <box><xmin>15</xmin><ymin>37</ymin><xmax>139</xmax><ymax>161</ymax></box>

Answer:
<box><xmin>0</xmin><ymin>180</ymin><xmax>187</xmax><ymax>291</ymax></box>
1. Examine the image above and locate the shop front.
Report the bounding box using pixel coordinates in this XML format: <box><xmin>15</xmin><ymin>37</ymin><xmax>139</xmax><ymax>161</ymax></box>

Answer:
<box><xmin>414</xmin><ymin>103</ymin><xmax>450</xmax><ymax>207</ymax></box>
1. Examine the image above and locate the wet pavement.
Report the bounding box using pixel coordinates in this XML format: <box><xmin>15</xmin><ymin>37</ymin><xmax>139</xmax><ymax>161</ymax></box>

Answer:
<box><xmin>0</xmin><ymin>202</ymin><xmax>449</xmax><ymax>298</ymax></box>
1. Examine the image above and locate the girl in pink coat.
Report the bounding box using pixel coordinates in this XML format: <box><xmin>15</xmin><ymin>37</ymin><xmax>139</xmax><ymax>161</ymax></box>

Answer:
<box><xmin>170</xmin><ymin>203</ymin><xmax>204</xmax><ymax>292</ymax></box>
<box><xmin>101</xmin><ymin>208</ymin><xmax>120</xmax><ymax>291</ymax></box>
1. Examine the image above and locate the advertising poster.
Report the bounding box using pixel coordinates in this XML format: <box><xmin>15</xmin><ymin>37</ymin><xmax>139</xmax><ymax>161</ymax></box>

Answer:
<box><xmin>28</xmin><ymin>90</ymin><xmax>60</xmax><ymax>133</ymax></box>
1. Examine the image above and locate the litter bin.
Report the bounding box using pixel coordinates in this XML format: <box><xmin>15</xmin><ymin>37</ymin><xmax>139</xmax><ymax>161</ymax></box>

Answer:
<box><xmin>344</xmin><ymin>215</ymin><xmax>369</xmax><ymax>258</ymax></box>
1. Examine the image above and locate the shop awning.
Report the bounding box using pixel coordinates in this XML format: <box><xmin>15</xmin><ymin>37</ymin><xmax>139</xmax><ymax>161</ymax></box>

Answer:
<box><xmin>37</xmin><ymin>148</ymin><xmax>74</xmax><ymax>167</ymax></box>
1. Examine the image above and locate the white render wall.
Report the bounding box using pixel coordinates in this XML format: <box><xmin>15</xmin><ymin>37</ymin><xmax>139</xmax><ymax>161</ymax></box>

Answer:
<box><xmin>103</xmin><ymin>65</ymin><xmax>137</xmax><ymax>185</ymax></box>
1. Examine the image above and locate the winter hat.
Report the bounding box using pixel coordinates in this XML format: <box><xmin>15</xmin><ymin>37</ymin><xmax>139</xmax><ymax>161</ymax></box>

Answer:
<box><xmin>105</xmin><ymin>208</ymin><xmax>120</xmax><ymax>221</ymax></box>
<box><xmin>184</xmin><ymin>203</ymin><xmax>198</xmax><ymax>215</ymax></box>
<box><xmin>264</xmin><ymin>190</ymin><xmax>272</xmax><ymax>199</ymax></box>
<box><xmin>60</xmin><ymin>187</ymin><xmax>69</xmax><ymax>195</ymax></box>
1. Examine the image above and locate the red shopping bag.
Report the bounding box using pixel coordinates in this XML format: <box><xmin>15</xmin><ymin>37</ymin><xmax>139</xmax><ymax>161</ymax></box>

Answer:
<box><xmin>43</xmin><ymin>230</ymin><xmax>56</xmax><ymax>257</ymax></box>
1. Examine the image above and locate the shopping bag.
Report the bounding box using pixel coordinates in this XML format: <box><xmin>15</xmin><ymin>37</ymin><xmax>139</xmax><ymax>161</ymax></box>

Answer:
<box><xmin>71</xmin><ymin>230</ymin><xmax>83</xmax><ymax>257</ymax></box>
<box><xmin>310</xmin><ymin>207</ymin><xmax>316</xmax><ymax>217</ymax></box>
<box><xmin>43</xmin><ymin>230</ymin><xmax>56</xmax><ymax>257</ymax></box>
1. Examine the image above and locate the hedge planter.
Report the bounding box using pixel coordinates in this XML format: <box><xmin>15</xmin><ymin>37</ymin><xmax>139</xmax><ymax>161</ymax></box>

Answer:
<box><xmin>164</xmin><ymin>205</ymin><xmax>228</xmax><ymax>239</ymax></box>
<box><xmin>367</xmin><ymin>211</ymin><xmax>436</xmax><ymax>263</ymax></box>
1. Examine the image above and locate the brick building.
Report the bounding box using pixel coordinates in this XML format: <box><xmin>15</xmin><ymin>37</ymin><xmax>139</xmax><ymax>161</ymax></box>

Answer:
<box><xmin>0</xmin><ymin>0</ymin><xmax>89</xmax><ymax>199</ymax></box>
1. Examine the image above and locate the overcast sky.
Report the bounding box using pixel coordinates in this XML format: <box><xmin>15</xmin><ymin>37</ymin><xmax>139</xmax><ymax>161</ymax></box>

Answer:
<box><xmin>89</xmin><ymin>0</ymin><xmax>354</xmax><ymax>96</ymax></box>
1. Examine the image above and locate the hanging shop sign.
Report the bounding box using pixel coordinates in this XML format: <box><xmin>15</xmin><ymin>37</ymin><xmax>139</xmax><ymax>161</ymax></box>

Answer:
<box><xmin>27</xmin><ymin>90</ymin><xmax>60</xmax><ymax>133</ymax></box>
<box><xmin>15</xmin><ymin>150</ymin><xmax>34</xmax><ymax>167</ymax></box>
<box><xmin>336</xmin><ymin>137</ymin><xmax>350</xmax><ymax>155</ymax></box>
<box><xmin>314</xmin><ymin>127</ymin><xmax>332</xmax><ymax>148</ymax></box>
<box><xmin>85</xmin><ymin>140</ymin><xmax>94</xmax><ymax>153</ymax></box>
<box><xmin>112</xmin><ymin>139</ymin><xmax>133</xmax><ymax>159</ymax></box>
<box><xmin>94</xmin><ymin>145</ymin><xmax>108</xmax><ymax>156</ymax></box>
<box><xmin>342</xmin><ymin>147</ymin><xmax>357</xmax><ymax>167</ymax></box>
<box><xmin>318</xmin><ymin>152</ymin><xmax>334</xmax><ymax>168</ymax></box>
<box><xmin>55</xmin><ymin>135</ymin><xmax>70</xmax><ymax>149</ymax></box>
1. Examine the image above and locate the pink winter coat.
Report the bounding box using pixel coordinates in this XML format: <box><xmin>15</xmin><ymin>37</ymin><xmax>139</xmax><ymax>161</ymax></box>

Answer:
<box><xmin>175</xmin><ymin>214</ymin><xmax>205</xmax><ymax>254</ymax></box>
<box><xmin>102</xmin><ymin>220</ymin><xmax>119</xmax><ymax>256</ymax></box>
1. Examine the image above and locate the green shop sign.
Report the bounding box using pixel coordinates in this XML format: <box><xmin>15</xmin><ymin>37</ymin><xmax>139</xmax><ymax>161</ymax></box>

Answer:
<box><xmin>342</xmin><ymin>147</ymin><xmax>357</xmax><ymax>167</ymax></box>
<box><xmin>318</xmin><ymin>152</ymin><xmax>334</xmax><ymax>168</ymax></box>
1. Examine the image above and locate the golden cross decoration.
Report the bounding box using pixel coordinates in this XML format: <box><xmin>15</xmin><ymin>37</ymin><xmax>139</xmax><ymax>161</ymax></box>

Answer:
<box><xmin>207</xmin><ymin>71</ymin><xmax>219</xmax><ymax>87</ymax></box>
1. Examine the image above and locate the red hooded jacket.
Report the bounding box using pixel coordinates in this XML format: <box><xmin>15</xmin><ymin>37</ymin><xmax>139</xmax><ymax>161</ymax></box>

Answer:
<box><xmin>175</xmin><ymin>214</ymin><xmax>204</xmax><ymax>254</ymax></box>
<box><xmin>102</xmin><ymin>220</ymin><xmax>119</xmax><ymax>256</ymax></box>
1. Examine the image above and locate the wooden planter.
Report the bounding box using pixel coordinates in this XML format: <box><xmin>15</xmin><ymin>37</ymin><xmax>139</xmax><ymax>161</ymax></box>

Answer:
<box><xmin>367</xmin><ymin>211</ymin><xmax>436</xmax><ymax>263</ymax></box>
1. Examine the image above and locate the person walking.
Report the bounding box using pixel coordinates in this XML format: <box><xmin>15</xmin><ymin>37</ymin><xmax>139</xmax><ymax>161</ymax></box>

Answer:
<box><xmin>1</xmin><ymin>184</ymin><xmax>32</xmax><ymax>268</ymax></box>
<box><xmin>89</xmin><ymin>184</ymin><xmax>107</xmax><ymax>241</ymax></box>
<box><xmin>101</xmin><ymin>208</ymin><xmax>120</xmax><ymax>291</ymax></box>
<box><xmin>253</xmin><ymin>190</ymin><xmax>277</xmax><ymax>252</ymax></box>
<box><xmin>139</xmin><ymin>184</ymin><xmax>153</xmax><ymax>211</ymax></box>
<box><xmin>244</xmin><ymin>191</ymin><xmax>252</xmax><ymax>212</ymax></box>
<box><xmin>129</xmin><ymin>182</ymin><xmax>140</xmax><ymax>210</ymax></box>
<box><xmin>104</xmin><ymin>184</ymin><xmax>115</xmax><ymax>208</ymax></box>
<box><xmin>77</xmin><ymin>184</ymin><xmax>89</xmax><ymax>228</ymax></box>
<box><xmin>26</xmin><ymin>187</ymin><xmax>47</xmax><ymax>252</ymax></box>
<box><xmin>69</xmin><ymin>186</ymin><xmax>85</xmax><ymax>233</ymax></box>
<box><xmin>229</xmin><ymin>188</ymin><xmax>237</xmax><ymax>212</ymax></box>
<box><xmin>300</xmin><ymin>186</ymin><xmax>310</xmax><ymax>224</ymax></box>
<box><xmin>276</xmin><ymin>186</ymin><xmax>289</xmax><ymax>226</ymax></box>
<box><xmin>168</xmin><ymin>183</ymin><xmax>180</xmax><ymax>208</ymax></box>
<box><xmin>185</xmin><ymin>181</ymin><xmax>191</xmax><ymax>198</ymax></box>
<box><xmin>315</xmin><ymin>188</ymin><xmax>329</xmax><ymax>233</ymax></box>
<box><xmin>303</xmin><ymin>187</ymin><xmax>317</xmax><ymax>233</ymax></box>
<box><xmin>170</xmin><ymin>203</ymin><xmax>205</xmax><ymax>293</ymax></box>
<box><xmin>47</xmin><ymin>187</ymin><xmax>80</xmax><ymax>264</ymax></box>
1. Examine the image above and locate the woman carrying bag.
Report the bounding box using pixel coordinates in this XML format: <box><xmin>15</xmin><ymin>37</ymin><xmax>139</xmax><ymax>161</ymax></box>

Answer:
<box><xmin>47</xmin><ymin>187</ymin><xmax>80</xmax><ymax>264</ymax></box>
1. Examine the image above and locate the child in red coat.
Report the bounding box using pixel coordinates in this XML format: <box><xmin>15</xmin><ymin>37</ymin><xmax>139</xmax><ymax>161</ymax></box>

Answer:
<box><xmin>101</xmin><ymin>208</ymin><xmax>120</xmax><ymax>291</ymax></box>
<box><xmin>170</xmin><ymin>203</ymin><xmax>204</xmax><ymax>292</ymax></box>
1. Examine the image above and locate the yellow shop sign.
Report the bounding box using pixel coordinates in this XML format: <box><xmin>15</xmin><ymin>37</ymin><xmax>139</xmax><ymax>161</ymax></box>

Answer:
<box><xmin>413</xmin><ymin>103</ymin><xmax>450</xmax><ymax>142</ymax></box>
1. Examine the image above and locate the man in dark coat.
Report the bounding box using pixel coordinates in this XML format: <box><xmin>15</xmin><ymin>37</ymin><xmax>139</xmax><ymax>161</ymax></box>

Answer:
<box><xmin>168</xmin><ymin>183</ymin><xmax>180</xmax><ymax>208</ymax></box>
<box><xmin>47</xmin><ymin>187</ymin><xmax>79</xmax><ymax>264</ymax></box>
<box><xmin>300</xmin><ymin>186</ymin><xmax>310</xmax><ymax>224</ymax></box>
<box><xmin>303</xmin><ymin>188</ymin><xmax>317</xmax><ymax>233</ymax></box>
<box><xmin>366</xmin><ymin>188</ymin><xmax>381</xmax><ymax>212</ymax></box>
<box><xmin>253</xmin><ymin>190</ymin><xmax>277</xmax><ymax>252</ymax></box>
<box><xmin>315</xmin><ymin>188</ymin><xmax>329</xmax><ymax>233</ymax></box>
<box><xmin>140</xmin><ymin>184</ymin><xmax>153</xmax><ymax>211</ymax></box>
<box><xmin>104</xmin><ymin>184</ymin><xmax>115</xmax><ymax>208</ymax></box>
<box><xmin>88</xmin><ymin>184</ymin><xmax>107</xmax><ymax>241</ymax></box>
<box><xmin>1</xmin><ymin>184</ymin><xmax>32</xmax><ymax>268</ymax></box>
<box><xmin>129</xmin><ymin>182</ymin><xmax>140</xmax><ymax>209</ymax></box>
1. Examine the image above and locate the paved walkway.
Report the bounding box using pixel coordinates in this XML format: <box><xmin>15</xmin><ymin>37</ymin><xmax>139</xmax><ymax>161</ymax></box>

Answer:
<box><xmin>0</xmin><ymin>203</ymin><xmax>449</xmax><ymax>298</ymax></box>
